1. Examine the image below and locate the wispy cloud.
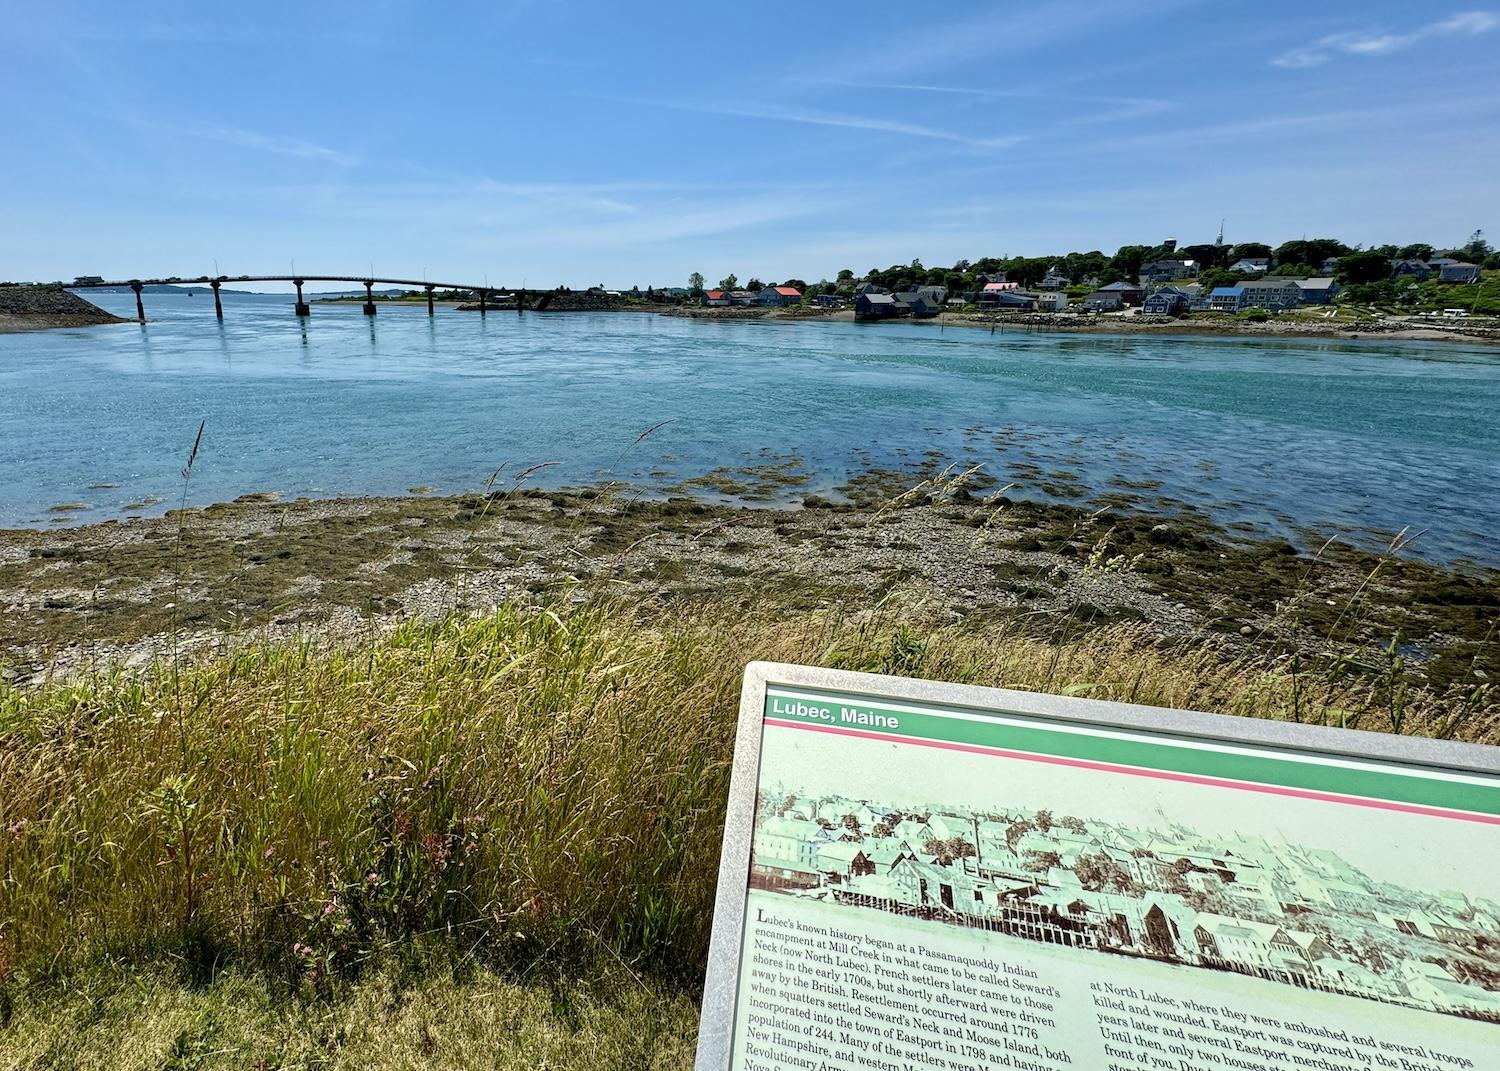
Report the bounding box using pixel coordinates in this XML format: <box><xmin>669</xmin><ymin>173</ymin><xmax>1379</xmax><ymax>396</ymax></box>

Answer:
<box><xmin>1273</xmin><ymin>10</ymin><xmax>1499</xmax><ymax>68</ymax></box>
<box><xmin>816</xmin><ymin>79</ymin><xmax>1176</xmax><ymax>124</ymax></box>
<box><xmin>184</xmin><ymin>123</ymin><xmax>359</xmax><ymax>165</ymax></box>
<box><xmin>617</xmin><ymin>97</ymin><xmax>1023</xmax><ymax>151</ymax></box>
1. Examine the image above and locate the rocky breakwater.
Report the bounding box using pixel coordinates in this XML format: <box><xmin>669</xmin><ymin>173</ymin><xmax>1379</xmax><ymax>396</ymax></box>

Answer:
<box><xmin>0</xmin><ymin>285</ymin><xmax>128</xmax><ymax>333</ymax></box>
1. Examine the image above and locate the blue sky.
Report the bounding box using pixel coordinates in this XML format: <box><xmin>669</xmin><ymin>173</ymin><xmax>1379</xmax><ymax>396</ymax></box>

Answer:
<box><xmin>3</xmin><ymin>2</ymin><xmax>1498</xmax><ymax>290</ymax></box>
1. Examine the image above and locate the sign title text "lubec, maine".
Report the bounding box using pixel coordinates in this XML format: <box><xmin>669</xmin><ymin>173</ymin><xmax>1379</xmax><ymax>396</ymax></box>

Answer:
<box><xmin>768</xmin><ymin>696</ymin><xmax>901</xmax><ymax>730</ymax></box>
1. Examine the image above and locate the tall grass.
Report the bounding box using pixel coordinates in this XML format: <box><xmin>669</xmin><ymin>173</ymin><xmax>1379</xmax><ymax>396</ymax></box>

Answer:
<box><xmin>2</xmin><ymin>596</ymin><xmax>1494</xmax><ymax>994</ymax></box>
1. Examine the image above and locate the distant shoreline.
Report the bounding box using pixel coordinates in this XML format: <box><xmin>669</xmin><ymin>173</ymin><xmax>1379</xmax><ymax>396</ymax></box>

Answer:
<box><xmin>661</xmin><ymin>305</ymin><xmax>1500</xmax><ymax>346</ymax></box>
<box><xmin>3</xmin><ymin>286</ymin><xmax>1495</xmax><ymax>345</ymax></box>
<box><xmin>309</xmin><ymin>297</ymin><xmax>1500</xmax><ymax>345</ymax></box>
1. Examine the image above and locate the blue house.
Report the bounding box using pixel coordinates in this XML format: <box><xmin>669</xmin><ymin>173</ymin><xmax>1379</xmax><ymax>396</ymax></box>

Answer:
<box><xmin>1142</xmin><ymin>288</ymin><xmax>1189</xmax><ymax>316</ymax></box>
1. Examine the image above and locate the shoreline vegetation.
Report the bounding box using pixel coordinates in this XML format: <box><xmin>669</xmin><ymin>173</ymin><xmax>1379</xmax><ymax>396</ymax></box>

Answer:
<box><xmin>1</xmin><ymin>474</ymin><xmax>1496</xmax><ymax>1067</ymax></box>
<box><xmin>1</xmin><ymin>586</ymin><xmax>1496</xmax><ymax>1067</ymax></box>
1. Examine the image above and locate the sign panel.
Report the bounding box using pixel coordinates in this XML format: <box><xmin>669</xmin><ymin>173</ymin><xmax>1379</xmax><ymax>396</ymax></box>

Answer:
<box><xmin>696</xmin><ymin>663</ymin><xmax>1500</xmax><ymax>1071</ymax></box>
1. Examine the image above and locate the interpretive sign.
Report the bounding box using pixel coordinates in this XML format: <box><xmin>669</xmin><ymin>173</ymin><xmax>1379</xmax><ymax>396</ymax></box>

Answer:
<box><xmin>695</xmin><ymin>663</ymin><xmax>1500</xmax><ymax>1071</ymax></box>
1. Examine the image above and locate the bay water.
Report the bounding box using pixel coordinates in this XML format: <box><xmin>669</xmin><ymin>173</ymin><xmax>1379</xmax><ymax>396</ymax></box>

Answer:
<box><xmin>2</xmin><ymin>289</ymin><xmax>1497</xmax><ymax>567</ymax></box>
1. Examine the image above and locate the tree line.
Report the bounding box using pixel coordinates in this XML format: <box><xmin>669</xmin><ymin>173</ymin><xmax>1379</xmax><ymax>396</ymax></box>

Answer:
<box><xmin>688</xmin><ymin>232</ymin><xmax>1496</xmax><ymax>300</ymax></box>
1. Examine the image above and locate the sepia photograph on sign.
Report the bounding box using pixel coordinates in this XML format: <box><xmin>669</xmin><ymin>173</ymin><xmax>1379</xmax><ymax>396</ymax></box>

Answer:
<box><xmin>749</xmin><ymin>695</ymin><xmax>1500</xmax><ymax>1023</ymax></box>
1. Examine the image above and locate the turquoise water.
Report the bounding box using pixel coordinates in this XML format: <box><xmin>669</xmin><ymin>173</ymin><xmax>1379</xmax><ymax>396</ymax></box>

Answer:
<box><xmin>3</xmin><ymin>290</ymin><xmax>1498</xmax><ymax>567</ymax></box>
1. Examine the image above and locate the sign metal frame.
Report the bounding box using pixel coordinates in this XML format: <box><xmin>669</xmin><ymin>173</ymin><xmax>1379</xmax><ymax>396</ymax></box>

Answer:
<box><xmin>694</xmin><ymin>660</ymin><xmax>1500</xmax><ymax>1071</ymax></box>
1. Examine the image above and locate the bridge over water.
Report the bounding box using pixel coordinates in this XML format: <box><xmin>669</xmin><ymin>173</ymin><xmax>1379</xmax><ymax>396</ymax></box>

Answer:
<box><xmin>69</xmin><ymin>275</ymin><xmax>552</xmax><ymax>321</ymax></box>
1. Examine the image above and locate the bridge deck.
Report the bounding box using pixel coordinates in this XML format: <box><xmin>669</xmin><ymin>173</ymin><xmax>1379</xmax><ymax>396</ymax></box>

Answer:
<box><xmin>71</xmin><ymin>275</ymin><xmax>523</xmax><ymax>293</ymax></box>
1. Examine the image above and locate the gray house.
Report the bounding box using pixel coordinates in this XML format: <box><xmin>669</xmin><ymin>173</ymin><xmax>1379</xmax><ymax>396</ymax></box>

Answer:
<box><xmin>1098</xmin><ymin>280</ymin><xmax>1144</xmax><ymax>306</ymax></box>
<box><xmin>855</xmin><ymin>292</ymin><xmax>899</xmax><ymax>320</ymax></box>
<box><xmin>1391</xmin><ymin>259</ymin><xmax>1432</xmax><ymax>281</ymax></box>
<box><xmin>756</xmin><ymin>285</ymin><xmax>803</xmax><ymax>307</ymax></box>
<box><xmin>1140</xmin><ymin>260</ymin><xmax>1197</xmax><ymax>284</ymax></box>
<box><xmin>904</xmin><ymin>291</ymin><xmax>944</xmax><ymax>318</ymax></box>
<box><xmin>1296</xmin><ymin>278</ymin><xmax>1340</xmax><ymax>304</ymax></box>
<box><xmin>1440</xmin><ymin>262</ymin><xmax>1481</xmax><ymax>284</ymax></box>
<box><xmin>1237</xmin><ymin>278</ymin><xmax>1302</xmax><ymax>311</ymax></box>
<box><xmin>989</xmin><ymin>291</ymin><xmax>1039</xmax><ymax>311</ymax></box>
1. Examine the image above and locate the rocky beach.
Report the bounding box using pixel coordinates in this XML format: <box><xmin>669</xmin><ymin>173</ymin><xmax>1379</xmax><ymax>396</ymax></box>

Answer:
<box><xmin>3</xmin><ymin>478</ymin><xmax>1495</xmax><ymax>701</ymax></box>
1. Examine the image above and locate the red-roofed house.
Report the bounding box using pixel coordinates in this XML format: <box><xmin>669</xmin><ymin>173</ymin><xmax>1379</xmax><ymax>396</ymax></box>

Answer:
<box><xmin>756</xmin><ymin>285</ymin><xmax>804</xmax><ymax>307</ymax></box>
<box><xmin>703</xmin><ymin>290</ymin><xmax>730</xmax><ymax>306</ymax></box>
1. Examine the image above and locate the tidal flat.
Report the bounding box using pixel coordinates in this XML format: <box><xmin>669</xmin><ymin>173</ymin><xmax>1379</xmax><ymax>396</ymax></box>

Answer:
<box><xmin>2</xmin><ymin>478</ymin><xmax>1495</xmax><ymax>696</ymax></box>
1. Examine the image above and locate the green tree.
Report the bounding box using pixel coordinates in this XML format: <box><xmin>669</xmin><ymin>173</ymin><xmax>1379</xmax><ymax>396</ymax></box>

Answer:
<box><xmin>1337</xmin><ymin>250</ymin><xmax>1391</xmax><ymax>285</ymax></box>
<box><xmin>745</xmin><ymin>278</ymin><xmax>764</xmax><ymax>292</ymax></box>
<box><xmin>1062</xmin><ymin>251</ymin><xmax>1108</xmax><ymax>281</ymax></box>
<box><xmin>1274</xmin><ymin>238</ymin><xmax>1348</xmax><ymax>270</ymax></box>
<box><xmin>1110</xmin><ymin>245</ymin><xmax>1151</xmax><ymax>282</ymax></box>
<box><xmin>1005</xmin><ymin>258</ymin><xmax>1048</xmax><ymax>288</ymax></box>
<box><xmin>1460</xmin><ymin>229</ymin><xmax>1492</xmax><ymax>263</ymax></box>
<box><xmin>688</xmin><ymin>272</ymin><xmax>705</xmax><ymax>294</ymax></box>
<box><xmin>1397</xmin><ymin>243</ymin><xmax>1434</xmax><ymax>261</ymax></box>
<box><xmin>1200</xmin><ymin>268</ymin><xmax>1248</xmax><ymax>290</ymax></box>
<box><xmin>836</xmin><ymin>268</ymin><xmax>855</xmax><ymax>283</ymax></box>
<box><xmin>717</xmin><ymin>274</ymin><xmax>738</xmax><ymax>291</ymax></box>
<box><xmin>1228</xmin><ymin>242</ymin><xmax>1273</xmax><ymax>262</ymax></box>
<box><xmin>1179</xmin><ymin>243</ymin><xmax>1226</xmax><ymax>270</ymax></box>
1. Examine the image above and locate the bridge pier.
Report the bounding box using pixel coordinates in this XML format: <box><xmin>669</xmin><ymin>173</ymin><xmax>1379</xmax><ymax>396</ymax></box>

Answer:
<box><xmin>363</xmin><ymin>281</ymin><xmax>376</xmax><ymax>316</ymax></box>
<box><xmin>211</xmin><ymin>279</ymin><xmax>223</xmax><ymax>319</ymax></box>
<box><xmin>425</xmin><ymin>284</ymin><xmax>435</xmax><ymax>316</ymax></box>
<box><xmin>479</xmin><ymin>289</ymin><xmax>487</xmax><ymax>314</ymax></box>
<box><xmin>294</xmin><ymin>279</ymin><xmax>310</xmax><ymax>317</ymax></box>
<box><xmin>130</xmin><ymin>280</ymin><xmax>145</xmax><ymax>322</ymax></box>
<box><xmin>517</xmin><ymin>288</ymin><xmax>525</xmax><ymax>315</ymax></box>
